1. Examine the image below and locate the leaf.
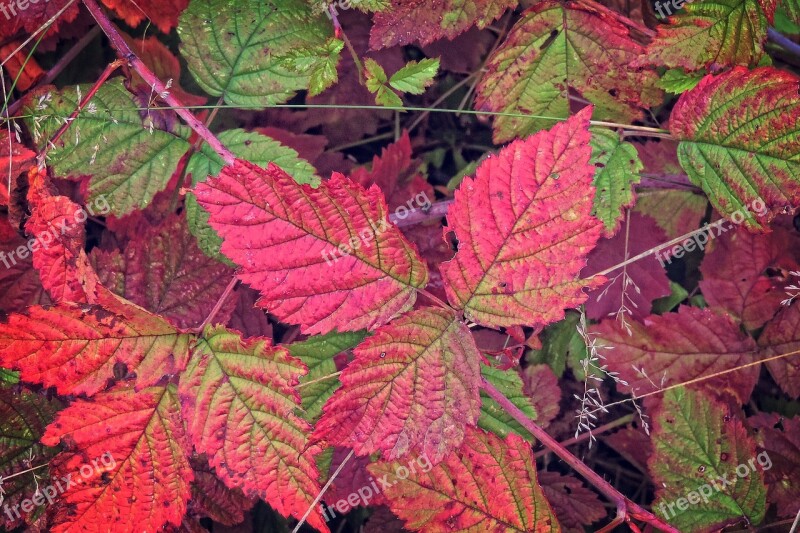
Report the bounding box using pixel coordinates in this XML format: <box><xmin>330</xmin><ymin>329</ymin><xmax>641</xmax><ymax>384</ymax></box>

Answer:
<box><xmin>367</xmin><ymin>427</ymin><xmax>559</xmax><ymax>532</ymax></box>
<box><xmin>0</xmin><ymin>0</ymin><xmax>79</xmax><ymax>40</ymax></box>
<box><xmin>582</xmin><ymin>212</ymin><xmax>671</xmax><ymax>322</ymax></box>
<box><xmin>186</xmin><ymin>128</ymin><xmax>318</xmax><ymax>264</ymax></box>
<box><xmin>365</xmin><ymin>58</ymin><xmax>403</xmax><ymax>108</ymax></box>
<box><xmin>178</xmin><ymin>0</ymin><xmax>336</xmax><ymax>106</ymax></box>
<box><xmin>756</xmin><ymin>303</ymin><xmax>800</xmax><ymax>399</ymax></box>
<box><xmin>0</xmin><ymin>287</ymin><xmax>192</xmax><ymax>396</ymax></box>
<box><xmin>670</xmin><ymin>67</ymin><xmax>800</xmax><ymax>230</ymax></box>
<box><xmin>178</xmin><ymin>325</ymin><xmax>329</xmax><ymax>532</ymax></box>
<box><xmin>279</xmin><ymin>38</ymin><xmax>345</xmax><ymax>97</ymax></box>
<box><xmin>748</xmin><ymin>413</ymin><xmax>800</xmax><ymax>517</ymax></box>
<box><xmin>699</xmin><ymin>225</ymin><xmax>800</xmax><ymax>330</ymax></box>
<box><xmin>440</xmin><ymin>108</ymin><xmax>605</xmax><ymax>329</ymax></box>
<box><xmin>193</xmin><ymin>159</ymin><xmax>428</xmax><ymax>334</ymax></box>
<box><xmin>589</xmin><ymin>128</ymin><xmax>642</xmax><ymax>236</ymax></box>
<box><xmin>636</xmin><ymin>0</ymin><xmax>769</xmax><ymax>71</ymax></box>
<box><xmin>22</xmin><ymin>81</ymin><xmax>191</xmax><ymax>216</ymax></box>
<box><xmin>101</xmin><ymin>0</ymin><xmax>189</xmax><ymax>33</ymax></box>
<box><xmin>591</xmin><ymin>306</ymin><xmax>759</xmax><ymax>404</ymax></box>
<box><xmin>0</xmin><ymin>215</ymin><xmax>50</xmax><ymax>316</ymax></box>
<box><xmin>369</xmin><ymin>0</ymin><xmax>517</xmax><ymax>49</ymax></box>
<box><xmin>649</xmin><ymin>388</ymin><xmax>767</xmax><ymax>530</ymax></box>
<box><xmin>91</xmin><ymin>214</ymin><xmax>237</xmax><ymax>329</ymax></box>
<box><xmin>633</xmin><ymin>189</ymin><xmax>708</xmax><ymax>239</ymax></box>
<box><xmin>314</xmin><ymin>307</ymin><xmax>482</xmax><ymax>464</ymax></box>
<box><xmin>476</xmin><ymin>1</ymin><xmax>662</xmax><ymax>143</ymax></box>
<box><xmin>537</xmin><ymin>471</ymin><xmax>606</xmax><ymax>531</ymax></box>
<box><xmin>41</xmin><ymin>384</ymin><xmax>193</xmax><ymax>533</ymax></box>
<box><xmin>288</xmin><ymin>330</ymin><xmax>367</xmax><ymax>423</ymax></box>
<box><xmin>190</xmin><ymin>457</ymin><xmax>255</xmax><ymax>526</ymax></box>
<box><xmin>389</xmin><ymin>58</ymin><xmax>440</xmax><ymax>94</ymax></box>
<box><xmin>657</xmin><ymin>68</ymin><xmax>704</xmax><ymax>94</ymax></box>
<box><xmin>0</xmin><ymin>385</ymin><xmax>61</xmax><ymax>530</ymax></box>
<box><xmin>479</xmin><ymin>364</ymin><xmax>537</xmax><ymax>440</ymax></box>
<box><xmin>0</xmin><ymin>130</ymin><xmax>35</xmax><ymax>206</ymax></box>
<box><xmin>522</xmin><ymin>363</ymin><xmax>562</xmax><ymax>428</ymax></box>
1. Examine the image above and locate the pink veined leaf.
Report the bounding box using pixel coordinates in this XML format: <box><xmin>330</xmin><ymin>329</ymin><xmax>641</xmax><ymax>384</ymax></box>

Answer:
<box><xmin>367</xmin><ymin>427</ymin><xmax>560</xmax><ymax>532</ymax></box>
<box><xmin>537</xmin><ymin>471</ymin><xmax>605</xmax><ymax>531</ymax></box>
<box><xmin>0</xmin><ymin>286</ymin><xmax>192</xmax><ymax>396</ymax></box>
<box><xmin>40</xmin><ymin>384</ymin><xmax>193</xmax><ymax>533</ymax></box>
<box><xmin>193</xmin><ymin>159</ymin><xmax>428</xmax><ymax>334</ymax></box>
<box><xmin>756</xmin><ymin>302</ymin><xmax>800</xmax><ymax>399</ymax></box>
<box><xmin>90</xmin><ymin>214</ymin><xmax>238</xmax><ymax>329</ymax></box>
<box><xmin>369</xmin><ymin>0</ymin><xmax>517</xmax><ymax>49</ymax></box>
<box><xmin>522</xmin><ymin>363</ymin><xmax>562</xmax><ymax>428</ymax></box>
<box><xmin>440</xmin><ymin>108</ymin><xmax>605</xmax><ymax>329</ymax></box>
<box><xmin>581</xmin><ymin>212</ymin><xmax>671</xmax><ymax>322</ymax></box>
<box><xmin>314</xmin><ymin>307</ymin><xmax>482</xmax><ymax>464</ymax></box>
<box><xmin>178</xmin><ymin>325</ymin><xmax>329</xmax><ymax>532</ymax></box>
<box><xmin>591</xmin><ymin>305</ymin><xmax>759</xmax><ymax>404</ymax></box>
<box><xmin>700</xmin><ymin>224</ymin><xmax>800</xmax><ymax>330</ymax></box>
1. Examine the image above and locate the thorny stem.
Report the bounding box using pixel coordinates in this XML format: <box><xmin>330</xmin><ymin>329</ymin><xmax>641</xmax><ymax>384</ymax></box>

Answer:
<box><xmin>47</xmin><ymin>60</ymin><xmax>124</xmax><ymax>149</ymax></box>
<box><xmin>81</xmin><ymin>0</ymin><xmax>235</xmax><ymax>165</ymax></box>
<box><xmin>194</xmin><ymin>277</ymin><xmax>238</xmax><ymax>333</ymax></box>
<box><xmin>481</xmin><ymin>378</ymin><xmax>680</xmax><ymax>533</ymax></box>
<box><xmin>329</xmin><ymin>6</ymin><xmax>364</xmax><ymax>86</ymax></box>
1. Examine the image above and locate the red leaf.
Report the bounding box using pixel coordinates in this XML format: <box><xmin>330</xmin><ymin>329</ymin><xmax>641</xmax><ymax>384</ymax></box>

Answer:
<box><xmin>700</xmin><ymin>224</ymin><xmax>800</xmax><ymax>330</ymax></box>
<box><xmin>0</xmin><ymin>42</ymin><xmax>44</xmax><ymax>91</ymax></box>
<box><xmin>226</xmin><ymin>285</ymin><xmax>273</xmax><ymax>340</ymax></box>
<box><xmin>582</xmin><ymin>212</ymin><xmax>671</xmax><ymax>322</ymax></box>
<box><xmin>537</xmin><ymin>471</ymin><xmax>605</xmax><ymax>531</ymax></box>
<box><xmin>100</xmin><ymin>0</ymin><xmax>189</xmax><ymax>33</ymax></box>
<box><xmin>757</xmin><ymin>303</ymin><xmax>800</xmax><ymax>398</ymax></box>
<box><xmin>193</xmin><ymin>159</ymin><xmax>428</xmax><ymax>334</ymax></box>
<box><xmin>0</xmin><ymin>215</ymin><xmax>50</xmax><ymax>315</ymax></box>
<box><xmin>440</xmin><ymin>108</ymin><xmax>604</xmax><ymax>328</ymax></box>
<box><xmin>522</xmin><ymin>363</ymin><xmax>562</xmax><ymax>428</ymax></box>
<box><xmin>0</xmin><ymin>130</ymin><xmax>35</xmax><ymax>207</ymax></box>
<box><xmin>0</xmin><ymin>0</ymin><xmax>79</xmax><ymax>40</ymax></box>
<box><xmin>591</xmin><ymin>306</ymin><xmax>759</xmax><ymax>404</ymax></box>
<box><xmin>369</xmin><ymin>0</ymin><xmax>517</xmax><ymax>49</ymax></box>
<box><xmin>0</xmin><ymin>287</ymin><xmax>192</xmax><ymax>396</ymax></box>
<box><xmin>748</xmin><ymin>413</ymin><xmax>800</xmax><ymax>517</ymax></box>
<box><xmin>91</xmin><ymin>215</ymin><xmax>237</xmax><ymax>329</ymax></box>
<box><xmin>603</xmin><ymin>426</ymin><xmax>653</xmax><ymax>472</ymax></box>
<box><xmin>367</xmin><ymin>427</ymin><xmax>560</xmax><ymax>531</ymax></box>
<box><xmin>314</xmin><ymin>307</ymin><xmax>482</xmax><ymax>464</ymax></box>
<box><xmin>189</xmin><ymin>456</ymin><xmax>254</xmax><ymax>526</ymax></box>
<box><xmin>178</xmin><ymin>325</ymin><xmax>329</xmax><ymax>532</ymax></box>
<box><xmin>41</xmin><ymin>384</ymin><xmax>193</xmax><ymax>533</ymax></box>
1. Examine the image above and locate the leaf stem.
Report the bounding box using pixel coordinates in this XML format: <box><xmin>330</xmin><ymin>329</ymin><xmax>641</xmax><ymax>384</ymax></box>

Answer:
<box><xmin>193</xmin><ymin>277</ymin><xmax>238</xmax><ymax>333</ymax></box>
<box><xmin>768</xmin><ymin>28</ymin><xmax>800</xmax><ymax>57</ymax></box>
<box><xmin>481</xmin><ymin>378</ymin><xmax>680</xmax><ymax>533</ymax></box>
<box><xmin>329</xmin><ymin>6</ymin><xmax>364</xmax><ymax>86</ymax></box>
<box><xmin>292</xmin><ymin>449</ymin><xmax>354</xmax><ymax>533</ymax></box>
<box><xmin>533</xmin><ymin>415</ymin><xmax>635</xmax><ymax>459</ymax></box>
<box><xmin>81</xmin><ymin>0</ymin><xmax>236</xmax><ymax>165</ymax></box>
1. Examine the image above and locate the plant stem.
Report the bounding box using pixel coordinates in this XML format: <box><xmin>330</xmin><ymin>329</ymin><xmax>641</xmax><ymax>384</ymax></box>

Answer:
<box><xmin>81</xmin><ymin>0</ymin><xmax>235</xmax><ymax>165</ymax></box>
<box><xmin>329</xmin><ymin>6</ymin><xmax>364</xmax><ymax>86</ymax></box>
<box><xmin>292</xmin><ymin>449</ymin><xmax>354</xmax><ymax>533</ymax></box>
<box><xmin>481</xmin><ymin>378</ymin><xmax>680</xmax><ymax>533</ymax></box>
<box><xmin>389</xmin><ymin>198</ymin><xmax>453</xmax><ymax>227</ymax></box>
<box><xmin>768</xmin><ymin>28</ymin><xmax>800</xmax><ymax>57</ymax></box>
<box><xmin>534</xmin><ymin>414</ymin><xmax>634</xmax><ymax>459</ymax></box>
<box><xmin>194</xmin><ymin>277</ymin><xmax>238</xmax><ymax>333</ymax></box>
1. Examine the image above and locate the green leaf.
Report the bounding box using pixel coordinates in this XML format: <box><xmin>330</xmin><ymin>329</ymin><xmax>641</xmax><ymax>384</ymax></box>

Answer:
<box><xmin>287</xmin><ymin>330</ymin><xmax>367</xmax><ymax>423</ymax></box>
<box><xmin>389</xmin><ymin>58</ymin><xmax>440</xmax><ymax>94</ymax></box>
<box><xmin>775</xmin><ymin>0</ymin><xmax>800</xmax><ymax>33</ymax></box>
<box><xmin>525</xmin><ymin>311</ymin><xmax>585</xmax><ymax>378</ymax></box>
<box><xmin>186</xmin><ymin>129</ymin><xmax>319</xmax><ymax>263</ymax></box>
<box><xmin>479</xmin><ymin>364</ymin><xmax>537</xmax><ymax>440</ymax></box>
<box><xmin>23</xmin><ymin>81</ymin><xmax>191</xmax><ymax>216</ymax></box>
<box><xmin>652</xmin><ymin>281</ymin><xmax>690</xmax><ymax>314</ymax></box>
<box><xmin>365</xmin><ymin>58</ymin><xmax>404</xmax><ymax>107</ymax></box>
<box><xmin>590</xmin><ymin>128</ymin><xmax>643</xmax><ymax>236</ymax></box>
<box><xmin>0</xmin><ymin>368</ymin><xmax>18</xmax><ymax>384</ymax></box>
<box><xmin>374</xmin><ymin>86</ymin><xmax>404</xmax><ymax>108</ymax></box>
<box><xmin>650</xmin><ymin>388</ymin><xmax>767</xmax><ymax>530</ymax></box>
<box><xmin>178</xmin><ymin>0</ymin><xmax>336</xmax><ymax>107</ymax></box>
<box><xmin>658</xmin><ymin>68</ymin><xmax>704</xmax><ymax>94</ymax></box>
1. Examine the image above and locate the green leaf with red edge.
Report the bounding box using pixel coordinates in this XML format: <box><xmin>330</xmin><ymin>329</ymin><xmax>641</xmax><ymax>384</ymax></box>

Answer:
<box><xmin>700</xmin><ymin>225</ymin><xmax>800</xmax><ymax>330</ymax></box>
<box><xmin>670</xmin><ymin>67</ymin><xmax>800</xmax><ymax>229</ymax></box>
<box><xmin>367</xmin><ymin>427</ymin><xmax>560</xmax><ymax>532</ymax></box>
<box><xmin>369</xmin><ymin>0</ymin><xmax>516</xmax><ymax>49</ymax></box>
<box><xmin>591</xmin><ymin>306</ymin><xmax>759</xmax><ymax>404</ymax></box>
<box><xmin>635</xmin><ymin>0</ymin><xmax>769</xmax><ymax>71</ymax></box>
<box><xmin>193</xmin><ymin>159</ymin><xmax>428</xmax><ymax>334</ymax></box>
<box><xmin>649</xmin><ymin>388</ymin><xmax>767</xmax><ymax>530</ymax></box>
<box><xmin>90</xmin><ymin>214</ymin><xmax>238</xmax><ymax>329</ymax></box>
<box><xmin>41</xmin><ymin>383</ymin><xmax>192</xmax><ymax>533</ymax></box>
<box><xmin>475</xmin><ymin>1</ymin><xmax>662</xmax><ymax>143</ymax></box>
<box><xmin>314</xmin><ymin>307</ymin><xmax>482</xmax><ymax>464</ymax></box>
<box><xmin>589</xmin><ymin>128</ymin><xmax>643</xmax><ymax>236</ymax></box>
<box><xmin>756</xmin><ymin>303</ymin><xmax>800</xmax><ymax>399</ymax></box>
<box><xmin>101</xmin><ymin>0</ymin><xmax>189</xmax><ymax>33</ymax></box>
<box><xmin>0</xmin><ymin>385</ymin><xmax>61</xmax><ymax>530</ymax></box>
<box><xmin>178</xmin><ymin>325</ymin><xmax>329</xmax><ymax>533</ymax></box>
<box><xmin>748</xmin><ymin>413</ymin><xmax>800</xmax><ymax>517</ymax></box>
<box><xmin>22</xmin><ymin>80</ymin><xmax>191</xmax><ymax>216</ymax></box>
<box><xmin>0</xmin><ymin>287</ymin><xmax>192</xmax><ymax>396</ymax></box>
<box><xmin>440</xmin><ymin>108</ymin><xmax>605</xmax><ymax>329</ymax></box>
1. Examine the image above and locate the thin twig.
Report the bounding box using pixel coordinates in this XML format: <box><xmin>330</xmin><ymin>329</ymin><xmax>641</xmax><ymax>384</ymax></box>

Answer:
<box><xmin>329</xmin><ymin>6</ymin><xmax>363</xmax><ymax>86</ymax></box>
<box><xmin>389</xmin><ymin>199</ymin><xmax>453</xmax><ymax>227</ymax></box>
<box><xmin>194</xmin><ymin>277</ymin><xmax>238</xmax><ymax>333</ymax></box>
<box><xmin>534</xmin><ymin>414</ymin><xmax>635</xmax><ymax>459</ymax></box>
<box><xmin>481</xmin><ymin>378</ymin><xmax>680</xmax><ymax>533</ymax></box>
<box><xmin>768</xmin><ymin>28</ymin><xmax>800</xmax><ymax>57</ymax></box>
<box><xmin>292</xmin><ymin>449</ymin><xmax>354</xmax><ymax>533</ymax></box>
<box><xmin>81</xmin><ymin>0</ymin><xmax>235</xmax><ymax>164</ymax></box>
